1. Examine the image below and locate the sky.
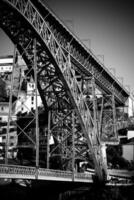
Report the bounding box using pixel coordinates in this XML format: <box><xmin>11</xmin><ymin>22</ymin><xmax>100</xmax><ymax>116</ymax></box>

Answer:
<box><xmin>0</xmin><ymin>0</ymin><xmax>134</xmax><ymax>93</ymax></box>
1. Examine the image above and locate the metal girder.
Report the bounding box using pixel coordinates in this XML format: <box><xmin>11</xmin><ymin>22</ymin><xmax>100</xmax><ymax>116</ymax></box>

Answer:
<box><xmin>0</xmin><ymin>0</ymin><xmax>107</xmax><ymax>181</ymax></box>
<box><xmin>82</xmin><ymin>77</ymin><xmax>119</xmax><ymax>144</ymax></box>
<box><xmin>33</xmin><ymin>0</ymin><xmax>129</xmax><ymax>106</ymax></box>
<box><xmin>100</xmin><ymin>93</ymin><xmax>118</xmax><ymax>143</ymax></box>
<box><xmin>5</xmin><ymin>46</ymin><xmax>18</xmax><ymax>165</ymax></box>
<box><xmin>0</xmin><ymin>0</ymin><xmax>129</xmax><ymax>182</ymax></box>
<box><xmin>7</xmin><ymin>39</ymin><xmax>40</xmax><ymax>168</ymax></box>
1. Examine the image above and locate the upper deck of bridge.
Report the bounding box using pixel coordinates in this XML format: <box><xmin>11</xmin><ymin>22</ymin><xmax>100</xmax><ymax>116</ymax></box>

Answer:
<box><xmin>30</xmin><ymin>0</ymin><xmax>129</xmax><ymax>105</ymax></box>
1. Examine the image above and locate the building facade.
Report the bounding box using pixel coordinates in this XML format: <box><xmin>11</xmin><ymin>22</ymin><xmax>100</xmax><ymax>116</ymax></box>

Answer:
<box><xmin>0</xmin><ymin>55</ymin><xmax>43</xmax><ymax>161</ymax></box>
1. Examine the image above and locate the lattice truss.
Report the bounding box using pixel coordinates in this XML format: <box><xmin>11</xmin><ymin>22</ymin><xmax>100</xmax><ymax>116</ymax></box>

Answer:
<box><xmin>82</xmin><ymin>78</ymin><xmax>118</xmax><ymax>142</ymax></box>
<box><xmin>3</xmin><ymin>39</ymin><xmax>94</xmax><ymax>171</ymax></box>
<box><xmin>0</xmin><ymin>0</ymin><xmax>129</xmax><ymax>180</ymax></box>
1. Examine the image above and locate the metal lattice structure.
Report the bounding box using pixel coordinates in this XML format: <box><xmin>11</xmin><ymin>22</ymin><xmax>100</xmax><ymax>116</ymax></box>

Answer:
<box><xmin>0</xmin><ymin>0</ymin><xmax>130</xmax><ymax>182</ymax></box>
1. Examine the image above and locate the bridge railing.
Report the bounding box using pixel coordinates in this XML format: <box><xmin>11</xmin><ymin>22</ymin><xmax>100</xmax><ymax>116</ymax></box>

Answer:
<box><xmin>38</xmin><ymin>168</ymin><xmax>72</xmax><ymax>179</ymax></box>
<box><xmin>75</xmin><ymin>172</ymin><xmax>93</xmax><ymax>180</ymax></box>
<box><xmin>0</xmin><ymin>164</ymin><xmax>133</xmax><ymax>185</ymax></box>
<box><xmin>0</xmin><ymin>164</ymin><xmax>92</xmax><ymax>181</ymax></box>
<box><xmin>0</xmin><ymin>164</ymin><xmax>36</xmax><ymax>177</ymax></box>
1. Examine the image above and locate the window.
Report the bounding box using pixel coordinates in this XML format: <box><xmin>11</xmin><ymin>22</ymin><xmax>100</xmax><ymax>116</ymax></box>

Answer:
<box><xmin>10</xmin><ymin>127</ymin><xmax>16</xmax><ymax>132</ymax></box>
<box><xmin>2</xmin><ymin>136</ymin><xmax>6</xmax><ymax>140</ymax></box>
<box><xmin>2</xmin><ymin>128</ymin><xmax>6</xmax><ymax>134</ymax></box>
<box><xmin>1</xmin><ymin>107</ymin><xmax>4</xmax><ymax>111</ymax></box>
<box><xmin>10</xmin><ymin>142</ymin><xmax>14</xmax><ymax>146</ymax></box>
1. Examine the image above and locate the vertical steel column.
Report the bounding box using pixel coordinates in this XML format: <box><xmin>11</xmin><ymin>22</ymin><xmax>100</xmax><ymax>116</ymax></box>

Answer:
<box><xmin>99</xmin><ymin>96</ymin><xmax>104</xmax><ymax>137</ymax></box>
<box><xmin>34</xmin><ymin>39</ymin><xmax>39</xmax><ymax>169</ymax></box>
<box><xmin>91</xmin><ymin>71</ymin><xmax>102</xmax><ymax>180</ymax></box>
<box><xmin>91</xmin><ymin>69</ymin><xmax>107</xmax><ymax>181</ymax></box>
<box><xmin>5</xmin><ymin>45</ymin><xmax>17</xmax><ymax>165</ymax></box>
<box><xmin>112</xmin><ymin>88</ymin><xmax>117</xmax><ymax>139</ymax></box>
<box><xmin>72</xmin><ymin>110</ymin><xmax>75</xmax><ymax>181</ymax></box>
<box><xmin>100</xmin><ymin>142</ymin><xmax>107</xmax><ymax>180</ymax></box>
<box><xmin>91</xmin><ymin>75</ymin><xmax>99</xmax><ymax>143</ymax></box>
<box><xmin>47</xmin><ymin>110</ymin><xmax>51</xmax><ymax>169</ymax></box>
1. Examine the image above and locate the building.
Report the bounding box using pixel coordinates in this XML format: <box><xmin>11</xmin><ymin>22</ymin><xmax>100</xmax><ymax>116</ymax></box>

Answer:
<box><xmin>128</xmin><ymin>96</ymin><xmax>134</xmax><ymax>117</ymax></box>
<box><xmin>122</xmin><ymin>138</ymin><xmax>134</xmax><ymax>162</ymax></box>
<box><xmin>0</xmin><ymin>55</ymin><xmax>13</xmax><ymax>73</ymax></box>
<box><xmin>0</xmin><ymin>56</ymin><xmax>16</xmax><ymax>160</ymax></box>
<box><xmin>0</xmin><ymin>56</ymin><xmax>13</xmax><ymax>93</ymax></box>
<box><xmin>15</xmin><ymin>80</ymin><xmax>42</xmax><ymax>114</ymax></box>
<box><xmin>128</xmin><ymin>130</ymin><xmax>134</xmax><ymax>140</ymax></box>
<box><xmin>0</xmin><ymin>54</ymin><xmax>42</xmax><ymax>113</ymax></box>
<box><xmin>0</xmin><ymin>102</ymin><xmax>17</xmax><ymax>160</ymax></box>
<box><xmin>0</xmin><ymin>55</ymin><xmax>43</xmax><ymax>161</ymax></box>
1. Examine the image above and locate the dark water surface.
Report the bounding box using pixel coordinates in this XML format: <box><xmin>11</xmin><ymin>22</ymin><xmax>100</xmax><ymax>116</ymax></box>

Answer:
<box><xmin>0</xmin><ymin>180</ymin><xmax>134</xmax><ymax>200</ymax></box>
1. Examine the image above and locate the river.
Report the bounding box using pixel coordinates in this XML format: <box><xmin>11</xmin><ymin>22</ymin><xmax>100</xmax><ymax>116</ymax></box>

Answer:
<box><xmin>0</xmin><ymin>180</ymin><xmax>134</xmax><ymax>200</ymax></box>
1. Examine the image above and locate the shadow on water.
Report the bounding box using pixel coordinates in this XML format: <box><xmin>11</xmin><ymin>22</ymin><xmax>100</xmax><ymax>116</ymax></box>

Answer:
<box><xmin>0</xmin><ymin>183</ymin><xmax>30</xmax><ymax>200</ymax></box>
<box><xmin>0</xmin><ymin>180</ymin><xmax>134</xmax><ymax>200</ymax></box>
<box><xmin>57</xmin><ymin>185</ymin><xmax>134</xmax><ymax>200</ymax></box>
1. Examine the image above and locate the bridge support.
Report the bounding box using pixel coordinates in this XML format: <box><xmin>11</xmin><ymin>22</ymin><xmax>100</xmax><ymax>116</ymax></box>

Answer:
<box><xmin>100</xmin><ymin>143</ymin><xmax>107</xmax><ymax>180</ymax></box>
<box><xmin>34</xmin><ymin>38</ymin><xmax>39</xmax><ymax>169</ymax></box>
<box><xmin>72</xmin><ymin>111</ymin><xmax>75</xmax><ymax>181</ymax></box>
<box><xmin>47</xmin><ymin>110</ymin><xmax>51</xmax><ymax>169</ymax></box>
<box><xmin>82</xmin><ymin>72</ymin><xmax>109</xmax><ymax>182</ymax></box>
<box><xmin>0</xmin><ymin>0</ymin><xmax>130</xmax><ymax>186</ymax></box>
<box><xmin>5</xmin><ymin>45</ymin><xmax>17</xmax><ymax>165</ymax></box>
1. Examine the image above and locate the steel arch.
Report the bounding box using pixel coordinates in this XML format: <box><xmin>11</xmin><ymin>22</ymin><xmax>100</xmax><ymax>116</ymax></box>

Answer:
<box><xmin>0</xmin><ymin>0</ymin><xmax>110</xmax><ymax>181</ymax></box>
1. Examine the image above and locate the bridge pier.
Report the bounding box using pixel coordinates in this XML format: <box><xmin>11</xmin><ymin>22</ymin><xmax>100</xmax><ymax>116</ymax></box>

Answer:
<box><xmin>102</xmin><ymin>143</ymin><xmax>107</xmax><ymax>168</ymax></box>
<box><xmin>100</xmin><ymin>143</ymin><xmax>108</xmax><ymax>181</ymax></box>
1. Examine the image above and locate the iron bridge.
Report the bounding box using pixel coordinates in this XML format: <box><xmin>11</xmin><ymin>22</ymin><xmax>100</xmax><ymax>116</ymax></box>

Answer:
<box><xmin>0</xmin><ymin>0</ymin><xmax>131</xmax><ymax>184</ymax></box>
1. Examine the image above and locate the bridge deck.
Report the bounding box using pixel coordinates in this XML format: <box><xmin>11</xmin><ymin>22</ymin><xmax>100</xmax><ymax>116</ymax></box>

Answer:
<box><xmin>33</xmin><ymin>0</ymin><xmax>129</xmax><ymax>105</ymax></box>
<box><xmin>0</xmin><ymin>165</ymin><xmax>134</xmax><ymax>185</ymax></box>
<box><xmin>0</xmin><ymin>165</ymin><xmax>92</xmax><ymax>183</ymax></box>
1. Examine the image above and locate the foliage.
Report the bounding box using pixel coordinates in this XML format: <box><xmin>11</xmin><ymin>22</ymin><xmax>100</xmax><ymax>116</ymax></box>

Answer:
<box><xmin>106</xmin><ymin>145</ymin><xmax>129</xmax><ymax>169</ymax></box>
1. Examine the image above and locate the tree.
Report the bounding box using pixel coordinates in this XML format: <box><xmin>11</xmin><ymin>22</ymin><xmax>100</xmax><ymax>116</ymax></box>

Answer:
<box><xmin>107</xmin><ymin>145</ymin><xmax>129</xmax><ymax>169</ymax></box>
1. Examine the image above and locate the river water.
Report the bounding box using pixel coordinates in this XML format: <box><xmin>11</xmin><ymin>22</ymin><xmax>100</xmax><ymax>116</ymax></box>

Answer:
<box><xmin>0</xmin><ymin>180</ymin><xmax>134</xmax><ymax>200</ymax></box>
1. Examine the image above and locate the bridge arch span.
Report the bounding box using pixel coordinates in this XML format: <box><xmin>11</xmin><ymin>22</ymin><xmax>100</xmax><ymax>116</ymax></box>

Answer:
<box><xmin>0</xmin><ymin>0</ymin><xmax>108</xmax><ymax>182</ymax></box>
